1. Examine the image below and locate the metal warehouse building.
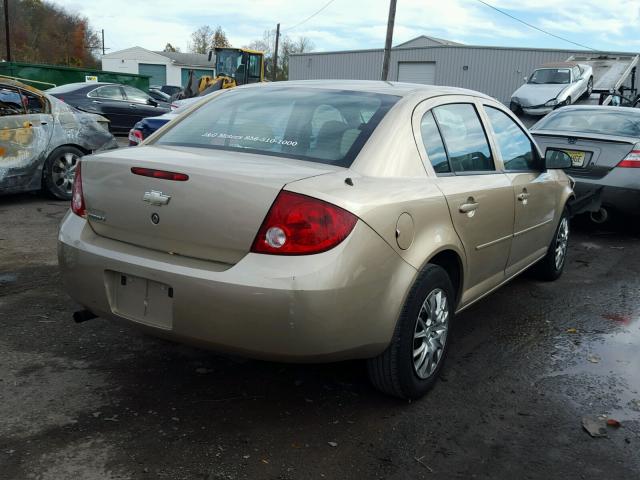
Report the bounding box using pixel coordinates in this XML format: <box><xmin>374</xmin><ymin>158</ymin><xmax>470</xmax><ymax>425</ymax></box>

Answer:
<box><xmin>289</xmin><ymin>35</ymin><xmax>635</xmax><ymax>105</ymax></box>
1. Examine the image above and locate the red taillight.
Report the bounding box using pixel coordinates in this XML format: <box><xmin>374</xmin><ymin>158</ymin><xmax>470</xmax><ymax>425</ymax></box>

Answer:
<box><xmin>131</xmin><ymin>167</ymin><xmax>189</xmax><ymax>181</ymax></box>
<box><xmin>618</xmin><ymin>149</ymin><xmax>640</xmax><ymax>168</ymax></box>
<box><xmin>128</xmin><ymin>129</ymin><xmax>144</xmax><ymax>146</ymax></box>
<box><xmin>71</xmin><ymin>161</ymin><xmax>86</xmax><ymax>217</ymax></box>
<box><xmin>251</xmin><ymin>191</ymin><xmax>358</xmax><ymax>255</ymax></box>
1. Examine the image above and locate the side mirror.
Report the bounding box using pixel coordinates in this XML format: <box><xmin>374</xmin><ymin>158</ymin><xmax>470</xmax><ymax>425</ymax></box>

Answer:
<box><xmin>523</xmin><ymin>76</ymin><xmax>528</xmax><ymax>83</ymax></box>
<box><xmin>147</xmin><ymin>98</ymin><xmax>158</xmax><ymax>107</ymax></box>
<box><xmin>545</xmin><ymin>149</ymin><xmax>572</xmax><ymax>169</ymax></box>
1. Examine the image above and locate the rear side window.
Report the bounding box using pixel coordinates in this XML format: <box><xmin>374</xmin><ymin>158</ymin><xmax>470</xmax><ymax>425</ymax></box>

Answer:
<box><xmin>155</xmin><ymin>87</ymin><xmax>399</xmax><ymax>167</ymax></box>
<box><xmin>420</xmin><ymin>111</ymin><xmax>450</xmax><ymax>173</ymax></box>
<box><xmin>22</xmin><ymin>90</ymin><xmax>48</xmax><ymax>114</ymax></box>
<box><xmin>485</xmin><ymin>106</ymin><xmax>538</xmax><ymax>171</ymax></box>
<box><xmin>433</xmin><ymin>104</ymin><xmax>494</xmax><ymax>173</ymax></box>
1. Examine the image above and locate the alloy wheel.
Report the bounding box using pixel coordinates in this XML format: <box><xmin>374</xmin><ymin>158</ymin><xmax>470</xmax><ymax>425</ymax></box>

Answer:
<box><xmin>51</xmin><ymin>152</ymin><xmax>79</xmax><ymax>196</ymax></box>
<box><xmin>555</xmin><ymin>217</ymin><xmax>569</xmax><ymax>270</ymax></box>
<box><xmin>413</xmin><ymin>288</ymin><xmax>449</xmax><ymax>379</ymax></box>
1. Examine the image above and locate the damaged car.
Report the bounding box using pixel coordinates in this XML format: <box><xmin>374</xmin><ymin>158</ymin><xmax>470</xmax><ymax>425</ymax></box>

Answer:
<box><xmin>0</xmin><ymin>77</ymin><xmax>117</xmax><ymax>200</ymax></box>
<box><xmin>510</xmin><ymin>62</ymin><xmax>593</xmax><ymax>116</ymax></box>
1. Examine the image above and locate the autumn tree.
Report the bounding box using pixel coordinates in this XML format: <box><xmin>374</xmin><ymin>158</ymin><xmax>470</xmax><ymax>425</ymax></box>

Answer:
<box><xmin>0</xmin><ymin>0</ymin><xmax>100</xmax><ymax>67</ymax></box>
<box><xmin>212</xmin><ymin>26</ymin><xmax>231</xmax><ymax>48</ymax></box>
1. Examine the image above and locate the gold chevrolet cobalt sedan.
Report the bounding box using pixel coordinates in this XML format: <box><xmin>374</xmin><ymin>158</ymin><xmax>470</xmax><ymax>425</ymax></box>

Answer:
<box><xmin>58</xmin><ymin>81</ymin><xmax>574</xmax><ymax>399</ymax></box>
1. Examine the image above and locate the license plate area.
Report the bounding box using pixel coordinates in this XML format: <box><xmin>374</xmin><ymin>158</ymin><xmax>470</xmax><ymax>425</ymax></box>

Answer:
<box><xmin>106</xmin><ymin>271</ymin><xmax>173</xmax><ymax>329</ymax></box>
<box><xmin>562</xmin><ymin>149</ymin><xmax>587</xmax><ymax>167</ymax></box>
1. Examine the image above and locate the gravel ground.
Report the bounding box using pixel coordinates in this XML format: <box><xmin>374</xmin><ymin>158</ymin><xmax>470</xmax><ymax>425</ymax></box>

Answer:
<box><xmin>0</xmin><ymin>194</ymin><xmax>638</xmax><ymax>480</ymax></box>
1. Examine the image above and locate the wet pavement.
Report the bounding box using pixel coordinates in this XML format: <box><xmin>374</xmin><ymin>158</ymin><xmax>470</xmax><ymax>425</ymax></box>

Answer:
<box><xmin>0</xmin><ymin>194</ymin><xmax>638</xmax><ymax>479</ymax></box>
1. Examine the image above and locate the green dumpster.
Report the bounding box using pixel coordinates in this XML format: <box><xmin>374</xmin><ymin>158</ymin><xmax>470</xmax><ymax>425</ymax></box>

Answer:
<box><xmin>0</xmin><ymin>61</ymin><xmax>151</xmax><ymax>91</ymax></box>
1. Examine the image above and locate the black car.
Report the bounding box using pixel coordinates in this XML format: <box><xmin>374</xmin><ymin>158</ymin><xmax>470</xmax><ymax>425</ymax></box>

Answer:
<box><xmin>150</xmin><ymin>84</ymin><xmax>183</xmax><ymax>98</ymax></box>
<box><xmin>148</xmin><ymin>88</ymin><xmax>172</xmax><ymax>103</ymax></box>
<box><xmin>47</xmin><ymin>82</ymin><xmax>170</xmax><ymax>134</ymax></box>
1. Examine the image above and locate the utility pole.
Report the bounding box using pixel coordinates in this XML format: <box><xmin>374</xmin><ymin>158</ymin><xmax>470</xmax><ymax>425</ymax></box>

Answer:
<box><xmin>381</xmin><ymin>0</ymin><xmax>397</xmax><ymax>81</ymax></box>
<box><xmin>101</xmin><ymin>29</ymin><xmax>105</xmax><ymax>56</ymax></box>
<box><xmin>3</xmin><ymin>0</ymin><xmax>11</xmax><ymax>62</ymax></box>
<box><xmin>272</xmin><ymin>23</ymin><xmax>280</xmax><ymax>82</ymax></box>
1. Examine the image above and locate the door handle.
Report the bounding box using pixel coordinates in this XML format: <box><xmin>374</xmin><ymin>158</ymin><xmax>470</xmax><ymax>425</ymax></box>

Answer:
<box><xmin>129</xmin><ymin>104</ymin><xmax>138</xmax><ymax>108</ymax></box>
<box><xmin>92</xmin><ymin>100</ymin><xmax>102</xmax><ymax>104</ymax></box>
<box><xmin>459</xmin><ymin>202</ymin><xmax>479</xmax><ymax>213</ymax></box>
<box><xmin>517</xmin><ymin>193</ymin><xmax>530</xmax><ymax>201</ymax></box>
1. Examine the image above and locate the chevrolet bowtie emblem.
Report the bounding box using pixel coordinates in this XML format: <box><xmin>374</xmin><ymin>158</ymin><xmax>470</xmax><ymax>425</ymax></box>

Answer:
<box><xmin>143</xmin><ymin>190</ymin><xmax>171</xmax><ymax>206</ymax></box>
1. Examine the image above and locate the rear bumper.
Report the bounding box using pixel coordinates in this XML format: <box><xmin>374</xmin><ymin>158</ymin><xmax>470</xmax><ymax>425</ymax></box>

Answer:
<box><xmin>573</xmin><ymin>168</ymin><xmax>640</xmax><ymax>216</ymax></box>
<box><xmin>58</xmin><ymin>212</ymin><xmax>417</xmax><ymax>362</ymax></box>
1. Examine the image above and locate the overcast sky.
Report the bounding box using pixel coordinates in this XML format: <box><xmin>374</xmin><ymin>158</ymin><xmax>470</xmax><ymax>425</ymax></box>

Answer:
<box><xmin>53</xmin><ymin>0</ymin><xmax>640</xmax><ymax>54</ymax></box>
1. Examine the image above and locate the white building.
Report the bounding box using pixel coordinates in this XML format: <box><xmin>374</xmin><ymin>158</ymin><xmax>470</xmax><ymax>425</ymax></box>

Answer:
<box><xmin>101</xmin><ymin>47</ymin><xmax>216</xmax><ymax>87</ymax></box>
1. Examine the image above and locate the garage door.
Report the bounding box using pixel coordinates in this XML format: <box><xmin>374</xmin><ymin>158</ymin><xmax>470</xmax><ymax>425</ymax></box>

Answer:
<box><xmin>181</xmin><ymin>68</ymin><xmax>215</xmax><ymax>87</ymax></box>
<box><xmin>397</xmin><ymin>62</ymin><xmax>436</xmax><ymax>84</ymax></box>
<box><xmin>138</xmin><ymin>63</ymin><xmax>167</xmax><ymax>86</ymax></box>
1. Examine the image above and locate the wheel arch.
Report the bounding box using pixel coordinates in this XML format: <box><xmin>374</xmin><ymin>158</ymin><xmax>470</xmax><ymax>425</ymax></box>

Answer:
<box><xmin>423</xmin><ymin>248</ymin><xmax>465</xmax><ymax>309</ymax></box>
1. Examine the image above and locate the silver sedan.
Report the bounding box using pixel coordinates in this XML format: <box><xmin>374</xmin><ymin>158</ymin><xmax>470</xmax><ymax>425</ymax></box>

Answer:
<box><xmin>510</xmin><ymin>62</ymin><xmax>594</xmax><ymax>116</ymax></box>
<box><xmin>531</xmin><ymin>105</ymin><xmax>640</xmax><ymax>222</ymax></box>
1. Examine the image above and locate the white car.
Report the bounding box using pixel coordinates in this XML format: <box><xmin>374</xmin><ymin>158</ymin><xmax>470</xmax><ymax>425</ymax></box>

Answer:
<box><xmin>510</xmin><ymin>62</ymin><xmax>593</xmax><ymax>116</ymax></box>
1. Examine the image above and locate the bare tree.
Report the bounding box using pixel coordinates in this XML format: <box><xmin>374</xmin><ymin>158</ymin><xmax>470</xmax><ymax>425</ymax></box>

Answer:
<box><xmin>246</xmin><ymin>30</ymin><xmax>314</xmax><ymax>80</ymax></box>
<box><xmin>189</xmin><ymin>25</ymin><xmax>214</xmax><ymax>54</ymax></box>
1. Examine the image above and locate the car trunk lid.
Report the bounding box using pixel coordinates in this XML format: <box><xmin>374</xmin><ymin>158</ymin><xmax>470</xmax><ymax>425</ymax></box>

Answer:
<box><xmin>82</xmin><ymin>145</ymin><xmax>341</xmax><ymax>264</ymax></box>
<box><xmin>532</xmin><ymin>130</ymin><xmax>638</xmax><ymax>179</ymax></box>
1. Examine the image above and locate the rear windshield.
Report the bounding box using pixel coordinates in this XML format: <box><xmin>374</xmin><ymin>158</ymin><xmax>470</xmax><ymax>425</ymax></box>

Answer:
<box><xmin>534</xmin><ymin>108</ymin><xmax>640</xmax><ymax>137</ymax></box>
<box><xmin>154</xmin><ymin>87</ymin><xmax>399</xmax><ymax>167</ymax></box>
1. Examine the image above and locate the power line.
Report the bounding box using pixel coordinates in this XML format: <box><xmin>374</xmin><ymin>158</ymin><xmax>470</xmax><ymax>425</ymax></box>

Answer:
<box><xmin>474</xmin><ymin>0</ymin><xmax>599</xmax><ymax>52</ymax></box>
<box><xmin>283</xmin><ymin>0</ymin><xmax>339</xmax><ymax>32</ymax></box>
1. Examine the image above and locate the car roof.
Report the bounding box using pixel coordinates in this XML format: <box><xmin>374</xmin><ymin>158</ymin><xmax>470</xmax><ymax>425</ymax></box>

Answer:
<box><xmin>240</xmin><ymin>79</ymin><xmax>493</xmax><ymax>100</ymax></box>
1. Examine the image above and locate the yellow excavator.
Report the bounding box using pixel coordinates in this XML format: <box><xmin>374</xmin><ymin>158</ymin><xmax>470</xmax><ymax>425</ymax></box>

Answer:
<box><xmin>179</xmin><ymin>47</ymin><xmax>265</xmax><ymax>98</ymax></box>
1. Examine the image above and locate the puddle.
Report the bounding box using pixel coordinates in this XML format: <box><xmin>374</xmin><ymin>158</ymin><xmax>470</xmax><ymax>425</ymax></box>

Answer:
<box><xmin>546</xmin><ymin>313</ymin><xmax>640</xmax><ymax>419</ymax></box>
<box><xmin>0</xmin><ymin>273</ymin><xmax>18</xmax><ymax>285</ymax></box>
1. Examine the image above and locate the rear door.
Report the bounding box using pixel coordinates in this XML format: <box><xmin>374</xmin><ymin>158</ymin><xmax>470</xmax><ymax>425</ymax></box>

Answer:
<box><xmin>413</xmin><ymin>97</ymin><xmax>515</xmax><ymax>303</ymax></box>
<box><xmin>20</xmin><ymin>88</ymin><xmax>54</xmax><ymax>150</ymax></box>
<box><xmin>87</xmin><ymin>85</ymin><xmax>130</xmax><ymax>131</ymax></box>
<box><xmin>0</xmin><ymin>85</ymin><xmax>37</xmax><ymax>166</ymax></box>
<box><xmin>482</xmin><ymin>104</ymin><xmax>559</xmax><ymax>275</ymax></box>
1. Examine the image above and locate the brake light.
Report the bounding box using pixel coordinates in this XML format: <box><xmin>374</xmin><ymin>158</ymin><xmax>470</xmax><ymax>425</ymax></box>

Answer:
<box><xmin>618</xmin><ymin>149</ymin><xmax>640</xmax><ymax>168</ymax></box>
<box><xmin>131</xmin><ymin>167</ymin><xmax>189</xmax><ymax>181</ymax></box>
<box><xmin>251</xmin><ymin>191</ymin><xmax>357</xmax><ymax>255</ymax></box>
<box><xmin>170</xmin><ymin>103</ymin><xmax>179</xmax><ymax>110</ymax></box>
<box><xmin>128</xmin><ymin>128</ymin><xmax>144</xmax><ymax>146</ymax></box>
<box><xmin>71</xmin><ymin>161</ymin><xmax>86</xmax><ymax>217</ymax></box>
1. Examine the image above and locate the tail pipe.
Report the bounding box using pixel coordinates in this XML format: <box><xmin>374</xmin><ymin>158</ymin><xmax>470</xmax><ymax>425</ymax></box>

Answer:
<box><xmin>73</xmin><ymin>309</ymin><xmax>97</xmax><ymax>323</ymax></box>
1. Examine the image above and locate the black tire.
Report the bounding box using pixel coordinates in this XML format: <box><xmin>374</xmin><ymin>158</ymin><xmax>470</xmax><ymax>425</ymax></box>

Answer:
<box><xmin>533</xmin><ymin>209</ymin><xmax>570</xmax><ymax>281</ymax></box>
<box><xmin>367</xmin><ymin>264</ymin><xmax>455</xmax><ymax>399</ymax></box>
<box><xmin>583</xmin><ymin>77</ymin><xmax>593</xmax><ymax>99</ymax></box>
<box><xmin>42</xmin><ymin>146</ymin><xmax>84</xmax><ymax>200</ymax></box>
